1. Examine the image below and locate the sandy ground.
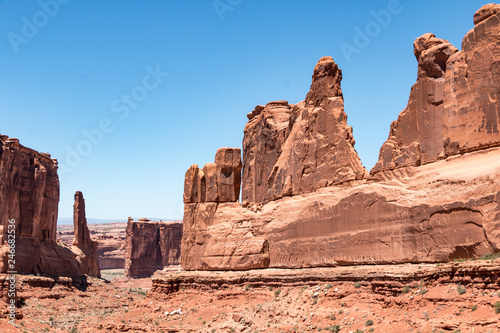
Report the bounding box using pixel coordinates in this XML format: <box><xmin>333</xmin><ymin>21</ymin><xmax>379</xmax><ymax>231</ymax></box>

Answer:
<box><xmin>1</xmin><ymin>261</ymin><xmax>500</xmax><ymax>332</ymax></box>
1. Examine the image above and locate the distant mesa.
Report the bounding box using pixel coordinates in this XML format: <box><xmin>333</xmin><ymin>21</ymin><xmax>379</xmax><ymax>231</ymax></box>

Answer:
<box><xmin>124</xmin><ymin>218</ymin><xmax>182</xmax><ymax>278</ymax></box>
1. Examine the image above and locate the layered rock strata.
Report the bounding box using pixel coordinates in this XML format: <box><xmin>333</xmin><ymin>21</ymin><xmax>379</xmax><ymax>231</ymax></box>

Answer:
<box><xmin>0</xmin><ymin>136</ymin><xmax>83</xmax><ymax>276</ymax></box>
<box><xmin>242</xmin><ymin>57</ymin><xmax>367</xmax><ymax>204</ymax></box>
<box><xmin>181</xmin><ymin>5</ymin><xmax>500</xmax><ymax>271</ymax></box>
<box><xmin>153</xmin><ymin>261</ymin><xmax>500</xmax><ymax>295</ymax></box>
<box><xmin>96</xmin><ymin>236</ymin><xmax>126</xmax><ymax>269</ymax></box>
<box><xmin>372</xmin><ymin>5</ymin><xmax>500</xmax><ymax>172</ymax></box>
<box><xmin>124</xmin><ymin>218</ymin><xmax>182</xmax><ymax>277</ymax></box>
<box><xmin>0</xmin><ymin>136</ymin><xmax>101</xmax><ymax>277</ymax></box>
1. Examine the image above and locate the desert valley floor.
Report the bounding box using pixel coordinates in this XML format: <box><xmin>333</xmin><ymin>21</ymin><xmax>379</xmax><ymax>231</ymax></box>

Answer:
<box><xmin>2</xmin><ymin>260</ymin><xmax>500</xmax><ymax>332</ymax></box>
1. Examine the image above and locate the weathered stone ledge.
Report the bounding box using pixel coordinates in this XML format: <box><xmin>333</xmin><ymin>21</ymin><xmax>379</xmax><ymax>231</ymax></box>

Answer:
<box><xmin>152</xmin><ymin>260</ymin><xmax>500</xmax><ymax>294</ymax></box>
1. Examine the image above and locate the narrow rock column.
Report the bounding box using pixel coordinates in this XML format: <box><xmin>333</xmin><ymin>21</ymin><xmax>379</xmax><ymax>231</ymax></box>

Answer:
<box><xmin>71</xmin><ymin>191</ymin><xmax>100</xmax><ymax>277</ymax></box>
<box><xmin>73</xmin><ymin>191</ymin><xmax>92</xmax><ymax>247</ymax></box>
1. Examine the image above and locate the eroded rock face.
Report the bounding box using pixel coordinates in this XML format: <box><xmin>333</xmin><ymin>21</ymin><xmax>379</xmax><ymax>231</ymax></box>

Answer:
<box><xmin>242</xmin><ymin>56</ymin><xmax>367</xmax><ymax>203</ymax></box>
<box><xmin>181</xmin><ymin>202</ymin><xmax>270</xmax><ymax>270</ymax></box>
<box><xmin>71</xmin><ymin>191</ymin><xmax>100</xmax><ymax>277</ymax></box>
<box><xmin>242</xmin><ymin>101</ymin><xmax>293</xmax><ymax>204</ymax></box>
<box><xmin>73</xmin><ymin>191</ymin><xmax>92</xmax><ymax>247</ymax></box>
<box><xmin>182</xmin><ymin>147</ymin><xmax>500</xmax><ymax>270</ymax></box>
<box><xmin>181</xmin><ymin>5</ymin><xmax>500</xmax><ymax>271</ymax></box>
<box><xmin>184</xmin><ymin>148</ymin><xmax>242</xmax><ymax>204</ymax></box>
<box><xmin>124</xmin><ymin>219</ymin><xmax>182</xmax><ymax>277</ymax></box>
<box><xmin>372</xmin><ymin>5</ymin><xmax>500</xmax><ymax>173</ymax></box>
<box><xmin>473</xmin><ymin>3</ymin><xmax>500</xmax><ymax>25</ymax></box>
<box><xmin>0</xmin><ymin>136</ymin><xmax>84</xmax><ymax>277</ymax></box>
<box><xmin>0</xmin><ymin>136</ymin><xmax>59</xmax><ymax>243</ymax></box>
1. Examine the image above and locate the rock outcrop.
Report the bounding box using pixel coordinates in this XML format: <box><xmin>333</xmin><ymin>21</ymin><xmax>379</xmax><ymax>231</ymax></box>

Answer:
<box><xmin>96</xmin><ymin>237</ymin><xmax>126</xmax><ymax>270</ymax></box>
<box><xmin>124</xmin><ymin>218</ymin><xmax>182</xmax><ymax>277</ymax></box>
<box><xmin>372</xmin><ymin>5</ymin><xmax>500</xmax><ymax>173</ymax></box>
<box><xmin>0</xmin><ymin>136</ymin><xmax>59</xmax><ymax>244</ymax></box>
<box><xmin>71</xmin><ymin>191</ymin><xmax>100</xmax><ymax>277</ymax></box>
<box><xmin>181</xmin><ymin>5</ymin><xmax>500</xmax><ymax>271</ymax></box>
<box><xmin>242</xmin><ymin>57</ymin><xmax>367</xmax><ymax>204</ymax></box>
<box><xmin>0</xmin><ymin>135</ymin><xmax>83</xmax><ymax>276</ymax></box>
<box><xmin>57</xmin><ymin>222</ymin><xmax>126</xmax><ymax>270</ymax></box>
<box><xmin>0</xmin><ymin>136</ymin><xmax>102</xmax><ymax>277</ymax></box>
<box><xmin>184</xmin><ymin>148</ymin><xmax>242</xmax><ymax>204</ymax></box>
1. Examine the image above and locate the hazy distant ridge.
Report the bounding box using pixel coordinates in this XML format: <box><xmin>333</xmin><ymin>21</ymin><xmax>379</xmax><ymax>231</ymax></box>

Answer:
<box><xmin>57</xmin><ymin>217</ymin><xmax>176</xmax><ymax>225</ymax></box>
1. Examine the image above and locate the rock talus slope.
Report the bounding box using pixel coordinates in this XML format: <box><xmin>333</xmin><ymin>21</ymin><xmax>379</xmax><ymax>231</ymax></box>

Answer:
<box><xmin>181</xmin><ymin>4</ymin><xmax>500</xmax><ymax>271</ymax></box>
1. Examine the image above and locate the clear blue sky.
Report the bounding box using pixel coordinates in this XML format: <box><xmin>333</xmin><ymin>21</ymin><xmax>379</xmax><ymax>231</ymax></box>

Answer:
<box><xmin>0</xmin><ymin>0</ymin><xmax>489</xmax><ymax>221</ymax></box>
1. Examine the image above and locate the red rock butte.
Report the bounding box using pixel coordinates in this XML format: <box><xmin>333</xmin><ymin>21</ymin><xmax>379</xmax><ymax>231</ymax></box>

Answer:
<box><xmin>0</xmin><ymin>135</ymin><xmax>100</xmax><ymax>277</ymax></box>
<box><xmin>124</xmin><ymin>217</ymin><xmax>182</xmax><ymax>278</ymax></box>
<box><xmin>181</xmin><ymin>4</ymin><xmax>500</xmax><ymax>271</ymax></box>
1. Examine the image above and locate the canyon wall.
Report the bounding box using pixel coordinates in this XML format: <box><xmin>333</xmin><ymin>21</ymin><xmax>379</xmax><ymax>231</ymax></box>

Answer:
<box><xmin>0</xmin><ymin>136</ymin><xmax>100</xmax><ymax>277</ymax></box>
<box><xmin>57</xmin><ymin>223</ymin><xmax>126</xmax><ymax>270</ymax></box>
<box><xmin>96</xmin><ymin>236</ymin><xmax>126</xmax><ymax>270</ymax></box>
<box><xmin>0</xmin><ymin>136</ymin><xmax>82</xmax><ymax>276</ymax></box>
<box><xmin>125</xmin><ymin>218</ymin><xmax>182</xmax><ymax>277</ymax></box>
<box><xmin>372</xmin><ymin>4</ymin><xmax>500</xmax><ymax>173</ymax></box>
<box><xmin>181</xmin><ymin>4</ymin><xmax>500</xmax><ymax>271</ymax></box>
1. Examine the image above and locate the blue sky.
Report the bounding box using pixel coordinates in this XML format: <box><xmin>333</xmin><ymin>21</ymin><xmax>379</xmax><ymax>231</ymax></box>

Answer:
<box><xmin>0</xmin><ymin>0</ymin><xmax>488</xmax><ymax>221</ymax></box>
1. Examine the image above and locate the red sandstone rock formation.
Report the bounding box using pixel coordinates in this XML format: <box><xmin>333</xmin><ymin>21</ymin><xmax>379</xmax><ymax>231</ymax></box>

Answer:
<box><xmin>181</xmin><ymin>4</ymin><xmax>500</xmax><ymax>271</ymax></box>
<box><xmin>242</xmin><ymin>57</ymin><xmax>367</xmax><ymax>203</ymax></box>
<box><xmin>372</xmin><ymin>5</ymin><xmax>500</xmax><ymax>173</ymax></box>
<box><xmin>0</xmin><ymin>136</ymin><xmax>103</xmax><ymax>277</ymax></box>
<box><xmin>184</xmin><ymin>148</ymin><xmax>242</xmax><ymax>204</ymax></box>
<box><xmin>97</xmin><ymin>238</ymin><xmax>126</xmax><ymax>269</ymax></box>
<box><xmin>124</xmin><ymin>218</ymin><xmax>182</xmax><ymax>277</ymax></box>
<box><xmin>0</xmin><ymin>135</ymin><xmax>83</xmax><ymax>276</ymax></box>
<box><xmin>0</xmin><ymin>136</ymin><xmax>59</xmax><ymax>243</ymax></box>
<box><xmin>56</xmin><ymin>222</ymin><xmax>126</xmax><ymax>270</ymax></box>
<box><xmin>71</xmin><ymin>191</ymin><xmax>100</xmax><ymax>277</ymax></box>
<box><xmin>73</xmin><ymin>191</ymin><xmax>92</xmax><ymax>247</ymax></box>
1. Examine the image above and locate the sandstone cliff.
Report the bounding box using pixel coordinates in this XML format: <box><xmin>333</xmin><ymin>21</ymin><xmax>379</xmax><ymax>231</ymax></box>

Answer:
<box><xmin>124</xmin><ymin>218</ymin><xmax>182</xmax><ymax>277</ymax></box>
<box><xmin>184</xmin><ymin>148</ymin><xmax>242</xmax><ymax>204</ymax></box>
<box><xmin>181</xmin><ymin>4</ymin><xmax>500</xmax><ymax>271</ymax></box>
<box><xmin>57</xmin><ymin>223</ymin><xmax>126</xmax><ymax>270</ymax></box>
<box><xmin>242</xmin><ymin>57</ymin><xmax>367</xmax><ymax>204</ymax></box>
<box><xmin>0</xmin><ymin>135</ymin><xmax>83</xmax><ymax>276</ymax></box>
<box><xmin>372</xmin><ymin>5</ymin><xmax>500</xmax><ymax>173</ymax></box>
<box><xmin>0</xmin><ymin>136</ymin><xmax>102</xmax><ymax>277</ymax></box>
<box><xmin>71</xmin><ymin>191</ymin><xmax>100</xmax><ymax>277</ymax></box>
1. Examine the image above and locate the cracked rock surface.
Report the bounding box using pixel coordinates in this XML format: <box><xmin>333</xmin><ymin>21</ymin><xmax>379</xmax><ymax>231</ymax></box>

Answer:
<box><xmin>181</xmin><ymin>5</ymin><xmax>500</xmax><ymax>271</ymax></box>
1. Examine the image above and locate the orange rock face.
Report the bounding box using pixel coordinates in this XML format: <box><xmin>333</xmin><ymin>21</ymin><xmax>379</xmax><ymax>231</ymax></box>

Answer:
<box><xmin>0</xmin><ymin>136</ymin><xmax>84</xmax><ymax>276</ymax></box>
<box><xmin>181</xmin><ymin>5</ymin><xmax>500</xmax><ymax>271</ymax></box>
<box><xmin>71</xmin><ymin>191</ymin><xmax>100</xmax><ymax>277</ymax></box>
<box><xmin>0</xmin><ymin>136</ymin><xmax>59</xmax><ymax>244</ymax></box>
<box><xmin>372</xmin><ymin>6</ymin><xmax>500</xmax><ymax>173</ymax></box>
<box><xmin>184</xmin><ymin>148</ymin><xmax>242</xmax><ymax>204</ymax></box>
<box><xmin>124</xmin><ymin>218</ymin><xmax>182</xmax><ymax>277</ymax></box>
<box><xmin>242</xmin><ymin>57</ymin><xmax>366</xmax><ymax>204</ymax></box>
<box><xmin>0</xmin><ymin>137</ymin><xmax>102</xmax><ymax>277</ymax></box>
